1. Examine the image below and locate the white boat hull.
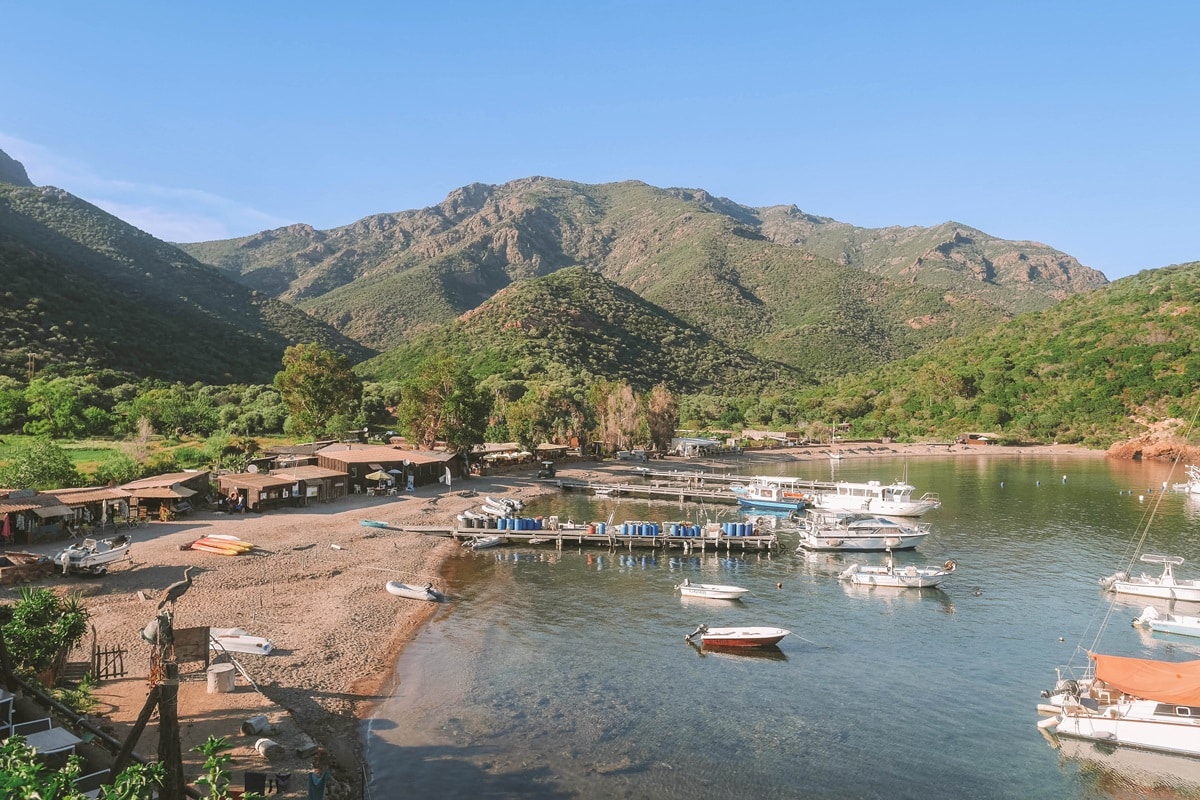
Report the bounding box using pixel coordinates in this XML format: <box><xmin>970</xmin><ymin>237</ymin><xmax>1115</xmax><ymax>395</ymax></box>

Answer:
<box><xmin>1048</xmin><ymin>699</ymin><xmax>1200</xmax><ymax>757</ymax></box>
<box><xmin>676</xmin><ymin>581</ymin><xmax>749</xmax><ymax>600</ymax></box>
<box><xmin>386</xmin><ymin>581</ymin><xmax>444</xmax><ymax>601</ymax></box>
<box><xmin>209</xmin><ymin>628</ymin><xmax>274</xmax><ymax>655</ymax></box>
<box><xmin>839</xmin><ymin>561</ymin><xmax>954</xmax><ymax>588</ymax></box>
<box><xmin>464</xmin><ymin>535</ymin><xmax>503</xmax><ymax>550</ymax></box>
<box><xmin>1134</xmin><ymin>606</ymin><xmax>1200</xmax><ymax>638</ymax></box>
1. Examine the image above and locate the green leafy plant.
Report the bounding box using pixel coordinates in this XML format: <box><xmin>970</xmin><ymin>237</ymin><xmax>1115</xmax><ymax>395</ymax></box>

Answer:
<box><xmin>0</xmin><ymin>587</ymin><xmax>91</xmax><ymax>685</ymax></box>
<box><xmin>193</xmin><ymin>735</ymin><xmax>264</xmax><ymax>800</ymax></box>
<box><xmin>0</xmin><ymin>736</ymin><xmax>162</xmax><ymax>799</ymax></box>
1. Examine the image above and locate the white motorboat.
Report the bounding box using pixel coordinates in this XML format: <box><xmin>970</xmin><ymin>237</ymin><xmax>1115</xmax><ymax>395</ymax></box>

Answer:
<box><xmin>675</xmin><ymin>579</ymin><xmax>750</xmax><ymax>600</ymax></box>
<box><xmin>52</xmin><ymin>534</ymin><xmax>132</xmax><ymax>575</ymax></box>
<box><xmin>486</xmin><ymin>496</ymin><xmax>524</xmax><ymax>513</ymax></box>
<box><xmin>796</xmin><ymin>511</ymin><xmax>931</xmax><ymax>552</ymax></box>
<box><xmin>1172</xmin><ymin>464</ymin><xmax>1200</xmax><ymax>494</ymax></box>
<box><xmin>684</xmin><ymin>624</ymin><xmax>790</xmax><ymax>648</ymax></box>
<box><xmin>1100</xmin><ymin>554</ymin><xmax>1200</xmax><ymax>602</ymax></box>
<box><xmin>1039</xmin><ymin>654</ymin><xmax>1200</xmax><ymax>757</ymax></box>
<box><xmin>1133</xmin><ymin>605</ymin><xmax>1200</xmax><ymax>638</ymax></box>
<box><xmin>808</xmin><ymin>479</ymin><xmax>940</xmax><ymax>517</ymax></box>
<box><xmin>1038</xmin><ymin>461</ymin><xmax>1200</xmax><ymax>760</ymax></box>
<box><xmin>736</xmin><ymin>482</ymin><xmax>806</xmax><ymax>513</ymax></box>
<box><xmin>385</xmin><ymin>581</ymin><xmax>445</xmax><ymax>601</ymax></box>
<box><xmin>839</xmin><ymin>557</ymin><xmax>956</xmax><ymax>588</ymax></box>
<box><xmin>463</xmin><ymin>535</ymin><xmax>503</xmax><ymax>550</ymax></box>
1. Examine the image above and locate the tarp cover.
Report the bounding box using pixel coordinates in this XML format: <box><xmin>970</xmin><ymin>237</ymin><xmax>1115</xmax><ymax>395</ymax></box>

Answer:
<box><xmin>1092</xmin><ymin>653</ymin><xmax>1200</xmax><ymax>705</ymax></box>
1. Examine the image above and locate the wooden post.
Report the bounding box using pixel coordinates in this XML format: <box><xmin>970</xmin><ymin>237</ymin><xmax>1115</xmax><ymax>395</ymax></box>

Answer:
<box><xmin>112</xmin><ymin>685</ymin><xmax>160</xmax><ymax>775</ymax></box>
<box><xmin>158</xmin><ymin>661</ymin><xmax>185</xmax><ymax>799</ymax></box>
<box><xmin>0</xmin><ymin>625</ymin><xmax>16</xmax><ymax>692</ymax></box>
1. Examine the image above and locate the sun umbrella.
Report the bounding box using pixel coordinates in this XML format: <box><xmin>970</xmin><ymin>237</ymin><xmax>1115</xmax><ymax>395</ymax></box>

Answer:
<box><xmin>364</xmin><ymin>470</ymin><xmax>389</xmax><ymax>481</ymax></box>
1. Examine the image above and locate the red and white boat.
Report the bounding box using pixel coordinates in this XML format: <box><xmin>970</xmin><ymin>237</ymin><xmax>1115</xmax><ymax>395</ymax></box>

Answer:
<box><xmin>685</xmin><ymin>624</ymin><xmax>790</xmax><ymax>648</ymax></box>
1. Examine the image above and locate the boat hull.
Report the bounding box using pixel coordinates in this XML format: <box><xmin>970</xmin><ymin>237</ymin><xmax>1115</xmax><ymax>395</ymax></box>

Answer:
<box><xmin>677</xmin><ymin>582</ymin><xmax>750</xmax><ymax>600</ymax></box>
<box><xmin>798</xmin><ymin>532</ymin><xmax>930</xmax><ymax>551</ymax></box>
<box><xmin>385</xmin><ymin>581</ymin><xmax>443</xmax><ymax>601</ymax></box>
<box><xmin>699</xmin><ymin>627</ymin><xmax>790</xmax><ymax>648</ymax></box>
<box><xmin>1109</xmin><ymin>580</ymin><xmax>1200</xmax><ymax>603</ymax></box>
<box><xmin>1049</xmin><ymin>700</ymin><xmax>1200</xmax><ymax>758</ymax></box>
<box><xmin>840</xmin><ymin>564</ymin><xmax>951</xmax><ymax>588</ymax></box>
<box><xmin>737</xmin><ymin>497</ymin><xmax>805</xmax><ymax>512</ymax></box>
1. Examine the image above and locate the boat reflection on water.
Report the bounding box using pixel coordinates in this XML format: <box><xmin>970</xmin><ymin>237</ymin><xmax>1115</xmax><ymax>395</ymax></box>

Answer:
<box><xmin>678</xmin><ymin>594</ymin><xmax>746</xmax><ymax>608</ymax></box>
<box><xmin>1050</xmin><ymin>734</ymin><xmax>1200</xmax><ymax>798</ymax></box>
<box><xmin>686</xmin><ymin>640</ymin><xmax>788</xmax><ymax>661</ymax></box>
<box><xmin>838</xmin><ymin>580</ymin><xmax>956</xmax><ymax>614</ymax></box>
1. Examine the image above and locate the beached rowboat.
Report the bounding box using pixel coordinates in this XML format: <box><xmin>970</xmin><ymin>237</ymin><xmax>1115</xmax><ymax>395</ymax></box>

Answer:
<box><xmin>385</xmin><ymin>581</ymin><xmax>444</xmax><ymax>601</ymax></box>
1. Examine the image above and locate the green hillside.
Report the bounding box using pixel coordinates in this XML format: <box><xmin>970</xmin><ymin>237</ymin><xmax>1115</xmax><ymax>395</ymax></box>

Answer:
<box><xmin>0</xmin><ymin>184</ymin><xmax>372</xmax><ymax>384</ymax></box>
<box><xmin>793</xmin><ymin>262</ymin><xmax>1200</xmax><ymax>446</ymax></box>
<box><xmin>358</xmin><ymin>266</ymin><xmax>803</xmax><ymax>395</ymax></box>
<box><xmin>184</xmin><ymin>178</ymin><xmax>1084</xmax><ymax>380</ymax></box>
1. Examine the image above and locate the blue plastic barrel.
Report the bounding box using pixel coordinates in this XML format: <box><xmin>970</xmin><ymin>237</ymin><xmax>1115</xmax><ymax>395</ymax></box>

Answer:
<box><xmin>597</xmin><ymin>522</ymin><xmax>606</xmax><ymax>536</ymax></box>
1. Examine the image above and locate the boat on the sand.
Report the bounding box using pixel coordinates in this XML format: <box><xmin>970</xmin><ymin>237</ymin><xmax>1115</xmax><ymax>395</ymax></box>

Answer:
<box><xmin>385</xmin><ymin>581</ymin><xmax>445</xmax><ymax>601</ymax></box>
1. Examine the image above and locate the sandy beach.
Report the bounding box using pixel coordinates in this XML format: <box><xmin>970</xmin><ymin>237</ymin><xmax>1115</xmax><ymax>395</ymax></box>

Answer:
<box><xmin>9</xmin><ymin>441</ymin><xmax>1101</xmax><ymax>798</ymax></box>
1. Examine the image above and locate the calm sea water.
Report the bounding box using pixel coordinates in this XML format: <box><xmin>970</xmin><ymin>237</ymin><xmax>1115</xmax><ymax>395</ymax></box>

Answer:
<box><xmin>362</xmin><ymin>455</ymin><xmax>1200</xmax><ymax>799</ymax></box>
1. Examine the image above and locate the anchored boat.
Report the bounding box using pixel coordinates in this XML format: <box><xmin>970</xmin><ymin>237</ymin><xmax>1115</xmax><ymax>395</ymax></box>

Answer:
<box><xmin>675</xmin><ymin>579</ymin><xmax>750</xmax><ymax>600</ymax></box>
<box><xmin>685</xmin><ymin>624</ymin><xmax>789</xmax><ymax>648</ymax></box>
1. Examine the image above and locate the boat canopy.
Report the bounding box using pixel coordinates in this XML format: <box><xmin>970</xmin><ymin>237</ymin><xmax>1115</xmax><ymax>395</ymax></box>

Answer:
<box><xmin>1092</xmin><ymin>653</ymin><xmax>1200</xmax><ymax>705</ymax></box>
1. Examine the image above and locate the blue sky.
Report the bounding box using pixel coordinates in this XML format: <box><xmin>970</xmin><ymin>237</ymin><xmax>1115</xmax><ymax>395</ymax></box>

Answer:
<box><xmin>2</xmin><ymin>1</ymin><xmax>1196</xmax><ymax>280</ymax></box>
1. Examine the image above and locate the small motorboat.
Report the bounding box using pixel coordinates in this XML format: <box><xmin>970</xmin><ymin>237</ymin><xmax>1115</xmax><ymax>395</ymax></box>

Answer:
<box><xmin>839</xmin><ymin>557</ymin><xmax>956</xmax><ymax>588</ymax></box>
<box><xmin>52</xmin><ymin>535</ymin><xmax>132</xmax><ymax>575</ymax></box>
<box><xmin>685</xmin><ymin>624</ymin><xmax>790</xmax><ymax>648</ymax></box>
<box><xmin>1133</xmin><ymin>605</ymin><xmax>1200</xmax><ymax>638</ymax></box>
<box><xmin>463</xmin><ymin>535</ymin><xmax>503</xmax><ymax>550</ymax></box>
<box><xmin>385</xmin><ymin>581</ymin><xmax>445</xmax><ymax>601</ymax></box>
<box><xmin>486</xmin><ymin>496</ymin><xmax>524</xmax><ymax>513</ymax></box>
<box><xmin>1100</xmin><ymin>554</ymin><xmax>1200</xmax><ymax>602</ymax></box>
<box><xmin>675</xmin><ymin>579</ymin><xmax>750</xmax><ymax>600</ymax></box>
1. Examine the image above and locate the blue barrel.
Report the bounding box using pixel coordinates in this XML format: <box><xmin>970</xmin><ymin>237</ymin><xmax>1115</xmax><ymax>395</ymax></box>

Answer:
<box><xmin>622</xmin><ymin>522</ymin><xmax>631</xmax><ymax>536</ymax></box>
<box><xmin>597</xmin><ymin>522</ymin><xmax>606</xmax><ymax>536</ymax></box>
<box><xmin>738</xmin><ymin>522</ymin><xmax>747</xmax><ymax>536</ymax></box>
<box><xmin>670</xmin><ymin>523</ymin><xmax>679</xmax><ymax>537</ymax></box>
<box><xmin>650</xmin><ymin>523</ymin><xmax>660</xmax><ymax>536</ymax></box>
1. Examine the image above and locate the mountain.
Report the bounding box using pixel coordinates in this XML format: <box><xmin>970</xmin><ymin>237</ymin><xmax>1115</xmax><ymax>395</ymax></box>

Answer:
<box><xmin>182</xmin><ymin>178</ymin><xmax>1104</xmax><ymax>381</ymax></box>
<box><xmin>359</xmin><ymin>266</ymin><xmax>802</xmax><ymax>395</ymax></box>
<box><xmin>0</xmin><ymin>151</ymin><xmax>33</xmax><ymax>188</ymax></box>
<box><xmin>0</xmin><ymin>151</ymin><xmax>372</xmax><ymax>384</ymax></box>
<box><xmin>793</xmin><ymin>262</ymin><xmax>1200</xmax><ymax>446</ymax></box>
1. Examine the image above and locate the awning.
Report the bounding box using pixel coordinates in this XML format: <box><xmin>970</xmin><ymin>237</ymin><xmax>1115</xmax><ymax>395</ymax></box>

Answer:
<box><xmin>33</xmin><ymin>505</ymin><xmax>73</xmax><ymax>519</ymax></box>
<box><xmin>1093</xmin><ymin>653</ymin><xmax>1200</xmax><ymax>705</ymax></box>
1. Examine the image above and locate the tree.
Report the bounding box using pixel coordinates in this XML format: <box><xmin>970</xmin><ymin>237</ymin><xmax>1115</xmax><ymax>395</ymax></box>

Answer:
<box><xmin>394</xmin><ymin>356</ymin><xmax>489</xmax><ymax>451</ymax></box>
<box><xmin>590</xmin><ymin>380</ymin><xmax>640</xmax><ymax>453</ymax></box>
<box><xmin>274</xmin><ymin>344</ymin><xmax>362</xmax><ymax>439</ymax></box>
<box><xmin>0</xmin><ymin>437</ymin><xmax>81</xmax><ymax>489</ymax></box>
<box><xmin>645</xmin><ymin>384</ymin><xmax>679</xmax><ymax>453</ymax></box>
<box><xmin>23</xmin><ymin>377</ymin><xmax>108</xmax><ymax>438</ymax></box>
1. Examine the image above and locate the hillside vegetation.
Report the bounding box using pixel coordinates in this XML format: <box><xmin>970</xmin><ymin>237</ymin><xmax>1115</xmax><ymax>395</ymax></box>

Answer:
<box><xmin>0</xmin><ymin>184</ymin><xmax>371</xmax><ymax>383</ymax></box>
<box><xmin>359</xmin><ymin>266</ymin><xmax>803</xmax><ymax>395</ymax></box>
<box><xmin>793</xmin><ymin>262</ymin><xmax>1200</xmax><ymax>446</ymax></box>
<box><xmin>182</xmin><ymin>178</ymin><xmax>1104</xmax><ymax>381</ymax></box>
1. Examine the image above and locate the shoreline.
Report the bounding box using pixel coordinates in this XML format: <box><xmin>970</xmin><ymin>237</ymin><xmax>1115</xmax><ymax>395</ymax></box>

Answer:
<box><xmin>14</xmin><ymin>442</ymin><xmax>1102</xmax><ymax>797</ymax></box>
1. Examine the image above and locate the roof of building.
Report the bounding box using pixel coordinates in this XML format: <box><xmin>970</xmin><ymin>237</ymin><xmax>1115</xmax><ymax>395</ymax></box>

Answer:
<box><xmin>316</xmin><ymin>443</ymin><xmax>456</xmax><ymax>466</ymax></box>
<box><xmin>121</xmin><ymin>471</ymin><xmax>210</xmax><ymax>490</ymax></box>
<box><xmin>219</xmin><ymin>473</ymin><xmax>296</xmax><ymax>490</ymax></box>
<box><xmin>45</xmin><ymin>487</ymin><xmax>132</xmax><ymax>505</ymax></box>
<box><xmin>267</xmin><ymin>465</ymin><xmax>347</xmax><ymax>480</ymax></box>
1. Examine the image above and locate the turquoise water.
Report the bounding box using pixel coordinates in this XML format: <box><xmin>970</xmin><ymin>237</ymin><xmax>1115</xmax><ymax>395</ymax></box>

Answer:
<box><xmin>362</xmin><ymin>456</ymin><xmax>1200</xmax><ymax>799</ymax></box>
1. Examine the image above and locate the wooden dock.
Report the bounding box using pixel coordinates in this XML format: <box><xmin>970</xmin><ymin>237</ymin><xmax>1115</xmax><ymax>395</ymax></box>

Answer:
<box><xmin>388</xmin><ymin>520</ymin><xmax>779</xmax><ymax>553</ymax></box>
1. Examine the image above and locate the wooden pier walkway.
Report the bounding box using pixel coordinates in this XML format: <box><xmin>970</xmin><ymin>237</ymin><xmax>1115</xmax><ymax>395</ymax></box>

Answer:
<box><xmin>386</xmin><ymin>520</ymin><xmax>779</xmax><ymax>553</ymax></box>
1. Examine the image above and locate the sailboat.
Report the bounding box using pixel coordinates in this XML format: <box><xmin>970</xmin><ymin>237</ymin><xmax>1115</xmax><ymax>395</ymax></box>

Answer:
<box><xmin>827</xmin><ymin>423</ymin><xmax>843</xmax><ymax>461</ymax></box>
<box><xmin>1037</xmin><ymin>450</ymin><xmax>1200</xmax><ymax>759</ymax></box>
